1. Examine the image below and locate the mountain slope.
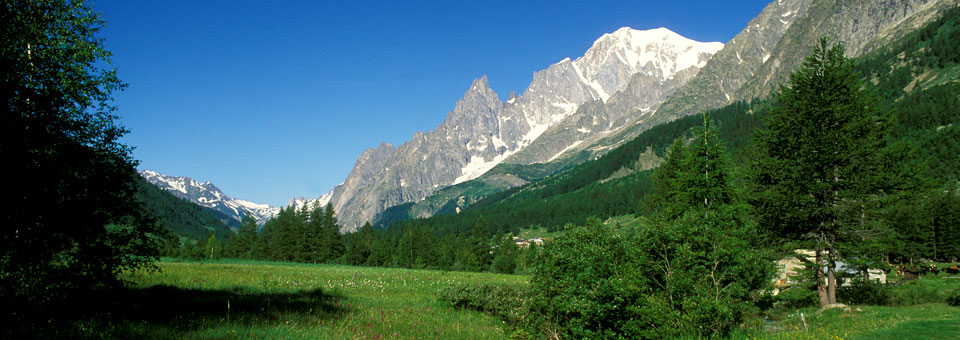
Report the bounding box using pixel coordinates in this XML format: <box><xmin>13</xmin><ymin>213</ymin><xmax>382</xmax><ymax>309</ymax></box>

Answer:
<box><xmin>134</xmin><ymin>178</ymin><xmax>234</xmax><ymax>242</ymax></box>
<box><xmin>325</xmin><ymin>27</ymin><xmax>722</xmax><ymax>231</ymax></box>
<box><xmin>139</xmin><ymin>170</ymin><xmax>281</xmax><ymax>224</ymax></box>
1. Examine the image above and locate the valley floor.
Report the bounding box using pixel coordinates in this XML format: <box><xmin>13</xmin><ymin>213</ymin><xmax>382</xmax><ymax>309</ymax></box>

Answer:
<box><xmin>44</xmin><ymin>260</ymin><xmax>960</xmax><ymax>339</ymax></box>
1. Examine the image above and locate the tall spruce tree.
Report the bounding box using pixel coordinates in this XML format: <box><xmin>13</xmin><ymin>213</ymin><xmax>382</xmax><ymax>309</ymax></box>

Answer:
<box><xmin>749</xmin><ymin>38</ymin><xmax>899</xmax><ymax>306</ymax></box>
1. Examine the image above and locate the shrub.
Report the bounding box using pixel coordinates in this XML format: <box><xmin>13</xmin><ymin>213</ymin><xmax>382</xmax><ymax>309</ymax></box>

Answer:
<box><xmin>529</xmin><ymin>211</ymin><xmax>774</xmax><ymax>339</ymax></box>
<box><xmin>838</xmin><ymin>280</ymin><xmax>891</xmax><ymax>305</ymax></box>
<box><xmin>947</xmin><ymin>288</ymin><xmax>960</xmax><ymax>306</ymax></box>
<box><xmin>776</xmin><ymin>286</ymin><xmax>819</xmax><ymax>309</ymax></box>
<box><xmin>889</xmin><ymin>280</ymin><xmax>953</xmax><ymax>306</ymax></box>
<box><xmin>439</xmin><ymin>282</ymin><xmax>533</xmax><ymax>327</ymax></box>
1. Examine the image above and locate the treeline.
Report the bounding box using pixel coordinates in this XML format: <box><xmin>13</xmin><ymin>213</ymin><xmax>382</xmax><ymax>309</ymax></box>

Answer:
<box><xmin>173</xmin><ymin>203</ymin><xmax>346</xmax><ymax>263</ymax></box>
<box><xmin>175</xmin><ymin>202</ymin><xmax>542</xmax><ymax>275</ymax></box>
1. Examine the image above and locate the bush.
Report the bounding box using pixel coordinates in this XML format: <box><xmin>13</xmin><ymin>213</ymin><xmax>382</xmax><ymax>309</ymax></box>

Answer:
<box><xmin>777</xmin><ymin>286</ymin><xmax>819</xmax><ymax>309</ymax></box>
<box><xmin>947</xmin><ymin>288</ymin><xmax>960</xmax><ymax>306</ymax></box>
<box><xmin>838</xmin><ymin>280</ymin><xmax>891</xmax><ymax>306</ymax></box>
<box><xmin>439</xmin><ymin>282</ymin><xmax>533</xmax><ymax>327</ymax></box>
<box><xmin>529</xmin><ymin>212</ymin><xmax>774</xmax><ymax>339</ymax></box>
<box><xmin>889</xmin><ymin>280</ymin><xmax>953</xmax><ymax>306</ymax></box>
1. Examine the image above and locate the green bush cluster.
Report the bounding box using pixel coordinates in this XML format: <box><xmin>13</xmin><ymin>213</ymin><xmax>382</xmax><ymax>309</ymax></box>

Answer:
<box><xmin>947</xmin><ymin>288</ymin><xmax>960</xmax><ymax>307</ymax></box>
<box><xmin>838</xmin><ymin>281</ymin><xmax>892</xmax><ymax>306</ymax></box>
<box><xmin>529</xmin><ymin>214</ymin><xmax>772</xmax><ymax>339</ymax></box>
<box><xmin>439</xmin><ymin>282</ymin><xmax>534</xmax><ymax>328</ymax></box>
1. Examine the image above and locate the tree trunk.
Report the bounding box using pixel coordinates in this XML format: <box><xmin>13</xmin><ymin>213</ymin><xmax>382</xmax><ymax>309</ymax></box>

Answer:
<box><xmin>816</xmin><ymin>249</ymin><xmax>829</xmax><ymax>306</ymax></box>
<box><xmin>827</xmin><ymin>263</ymin><xmax>837</xmax><ymax>304</ymax></box>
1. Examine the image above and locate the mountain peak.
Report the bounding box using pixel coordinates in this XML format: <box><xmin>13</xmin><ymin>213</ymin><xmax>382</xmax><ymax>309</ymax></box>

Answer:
<box><xmin>471</xmin><ymin>75</ymin><xmax>489</xmax><ymax>89</ymax></box>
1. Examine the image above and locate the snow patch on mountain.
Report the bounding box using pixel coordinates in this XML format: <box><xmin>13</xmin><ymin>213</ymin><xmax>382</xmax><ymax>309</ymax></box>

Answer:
<box><xmin>140</xmin><ymin>170</ymin><xmax>281</xmax><ymax>223</ymax></box>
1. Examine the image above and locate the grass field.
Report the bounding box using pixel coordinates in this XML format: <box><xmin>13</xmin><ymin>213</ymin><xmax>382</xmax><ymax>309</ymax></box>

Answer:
<box><xmin>35</xmin><ymin>259</ymin><xmax>958</xmax><ymax>339</ymax></box>
<box><xmin>91</xmin><ymin>260</ymin><xmax>525</xmax><ymax>339</ymax></box>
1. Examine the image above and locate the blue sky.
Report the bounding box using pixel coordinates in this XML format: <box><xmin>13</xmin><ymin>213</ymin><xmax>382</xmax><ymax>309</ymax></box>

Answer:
<box><xmin>94</xmin><ymin>0</ymin><xmax>772</xmax><ymax>206</ymax></box>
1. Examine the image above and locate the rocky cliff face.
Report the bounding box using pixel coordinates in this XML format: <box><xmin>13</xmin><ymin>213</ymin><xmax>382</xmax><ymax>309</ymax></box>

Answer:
<box><xmin>325</xmin><ymin>27</ymin><xmax>723</xmax><ymax>231</ymax></box>
<box><xmin>653</xmin><ymin>0</ymin><xmax>813</xmax><ymax>120</ymax></box>
<box><xmin>551</xmin><ymin>0</ymin><xmax>952</xmax><ymax>166</ymax></box>
<box><xmin>504</xmin><ymin>28</ymin><xmax>723</xmax><ymax>165</ymax></box>
<box><xmin>737</xmin><ymin>0</ymin><xmax>950</xmax><ymax>100</ymax></box>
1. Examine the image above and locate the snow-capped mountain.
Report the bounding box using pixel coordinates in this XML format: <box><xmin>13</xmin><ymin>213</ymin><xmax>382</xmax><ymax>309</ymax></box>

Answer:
<box><xmin>139</xmin><ymin>170</ymin><xmax>280</xmax><ymax>223</ymax></box>
<box><xmin>323</xmin><ymin>27</ymin><xmax>723</xmax><ymax>231</ymax></box>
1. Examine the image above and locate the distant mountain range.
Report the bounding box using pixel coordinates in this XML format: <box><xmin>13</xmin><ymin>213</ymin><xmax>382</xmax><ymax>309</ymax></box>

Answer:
<box><xmin>139</xmin><ymin>170</ymin><xmax>284</xmax><ymax>224</ymax></box>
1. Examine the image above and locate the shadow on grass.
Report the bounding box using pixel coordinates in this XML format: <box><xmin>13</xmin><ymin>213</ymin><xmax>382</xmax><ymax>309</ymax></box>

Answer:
<box><xmin>5</xmin><ymin>285</ymin><xmax>349</xmax><ymax>339</ymax></box>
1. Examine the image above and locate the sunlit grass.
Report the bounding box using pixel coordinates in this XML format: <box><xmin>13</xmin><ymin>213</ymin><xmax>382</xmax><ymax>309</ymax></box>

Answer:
<box><xmin>115</xmin><ymin>259</ymin><xmax>526</xmax><ymax>339</ymax></box>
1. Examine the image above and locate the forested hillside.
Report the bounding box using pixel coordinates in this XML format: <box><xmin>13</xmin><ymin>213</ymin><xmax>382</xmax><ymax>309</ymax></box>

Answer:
<box><xmin>134</xmin><ymin>178</ymin><xmax>234</xmax><ymax>242</ymax></box>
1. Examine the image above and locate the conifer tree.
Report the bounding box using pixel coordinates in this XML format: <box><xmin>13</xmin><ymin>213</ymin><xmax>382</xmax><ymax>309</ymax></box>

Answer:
<box><xmin>345</xmin><ymin>222</ymin><xmax>374</xmax><ymax>265</ymax></box>
<box><xmin>224</xmin><ymin>214</ymin><xmax>258</xmax><ymax>258</ymax></box>
<box><xmin>749</xmin><ymin>38</ymin><xmax>900</xmax><ymax>306</ymax></box>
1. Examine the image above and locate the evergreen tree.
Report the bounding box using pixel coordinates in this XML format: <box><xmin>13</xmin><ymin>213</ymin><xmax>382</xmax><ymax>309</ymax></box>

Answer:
<box><xmin>318</xmin><ymin>203</ymin><xmax>345</xmax><ymax>262</ymax></box>
<box><xmin>345</xmin><ymin>222</ymin><xmax>374</xmax><ymax>265</ymax></box>
<box><xmin>645</xmin><ymin>138</ymin><xmax>687</xmax><ymax>217</ymax></box>
<box><xmin>225</xmin><ymin>215</ymin><xmax>258</xmax><ymax>259</ymax></box>
<box><xmin>748</xmin><ymin>38</ymin><xmax>900</xmax><ymax>306</ymax></box>
<box><xmin>466</xmin><ymin>217</ymin><xmax>492</xmax><ymax>271</ymax></box>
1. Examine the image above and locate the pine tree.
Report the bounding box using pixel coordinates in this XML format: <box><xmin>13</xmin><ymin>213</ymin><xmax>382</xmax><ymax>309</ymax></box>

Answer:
<box><xmin>345</xmin><ymin>222</ymin><xmax>374</xmax><ymax>265</ymax></box>
<box><xmin>646</xmin><ymin>138</ymin><xmax>687</xmax><ymax>217</ymax></box>
<box><xmin>318</xmin><ymin>204</ymin><xmax>345</xmax><ymax>262</ymax></box>
<box><xmin>749</xmin><ymin>38</ymin><xmax>900</xmax><ymax>306</ymax></box>
<box><xmin>224</xmin><ymin>214</ymin><xmax>258</xmax><ymax>259</ymax></box>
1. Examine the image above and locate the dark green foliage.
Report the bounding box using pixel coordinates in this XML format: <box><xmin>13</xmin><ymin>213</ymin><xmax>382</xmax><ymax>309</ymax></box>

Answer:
<box><xmin>224</xmin><ymin>215</ymin><xmax>258</xmax><ymax>259</ymax></box>
<box><xmin>247</xmin><ymin>203</ymin><xmax>345</xmax><ymax>263</ymax></box>
<box><xmin>490</xmin><ymin>234</ymin><xmax>520</xmax><ymax>274</ymax></box>
<box><xmin>947</xmin><ymin>288</ymin><xmax>960</xmax><ymax>307</ymax></box>
<box><xmin>439</xmin><ymin>282</ymin><xmax>532</xmax><ymax>328</ymax></box>
<box><xmin>749</xmin><ymin>38</ymin><xmax>906</xmax><ymax>305</ymax></box>
<box><xmin>344</xmin><ymin>222</ymin><xmax>374</xmax><ymax>265</ymax></box>
<box><xmin>529</xmin><ymin>219</ymin><xmax>647</xmax><ymax>339</ymax></box>
<box><xmin>1</xmin><ymin>0</ymin><xmax>159</xmax><ymax>318</ymax></box>
<box><xmin>529</xmin><ymin>213</ymin><xmax>772</xmax><ymax>339</ymax></box>
<box><xmin>776</xmin><ymin>287</ymin><xmax>819</xmax><ymax>309</ymax></box>
<box><xmin>134</xmin><ymin>178</ymin><xmax>233</xmax><ymax>243</ymax></box>
<box><xmin>395</xmin><ymin>224</ymin><xmax>434</xmax><ymax>269</ymax></box>
<box><xmin>837</xmin><ymin>280</ymin><xmax>891</xmax><ymax>306</ymax></box>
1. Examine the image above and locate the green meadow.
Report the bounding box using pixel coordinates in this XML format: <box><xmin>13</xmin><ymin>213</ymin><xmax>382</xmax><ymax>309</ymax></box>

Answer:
<box><xmin>41</xmin><ymin>259</ymin><xmax>957</xmax><ymax>339</ymax></box>
<box><xmin>77</xmin><ymin>260</ymin><xmax>523</xmax><ymax>339</ymax></box>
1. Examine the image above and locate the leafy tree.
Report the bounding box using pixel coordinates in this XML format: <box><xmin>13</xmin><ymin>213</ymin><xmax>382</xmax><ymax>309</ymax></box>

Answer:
<box><xmin>748</xmin><ymin>38</ymin><xmax>901</xmax><ymax>306</ymax></box>
<box><xmin>490</xmin><ymin>234</ymin><xmax>519</xmax><ymax>274</ymax></box>
<box><xmin>1</xmin><ymin>0</ymin><xmax>159</xmax><ymax>314</ymax></box>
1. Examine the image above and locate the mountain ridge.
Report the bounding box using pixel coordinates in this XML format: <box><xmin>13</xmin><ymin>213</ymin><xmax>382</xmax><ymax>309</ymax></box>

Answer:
<box><xmin>323</xmin><ymin>27</ymin><xmax>723</xmax><ymax>231</ymax></box>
